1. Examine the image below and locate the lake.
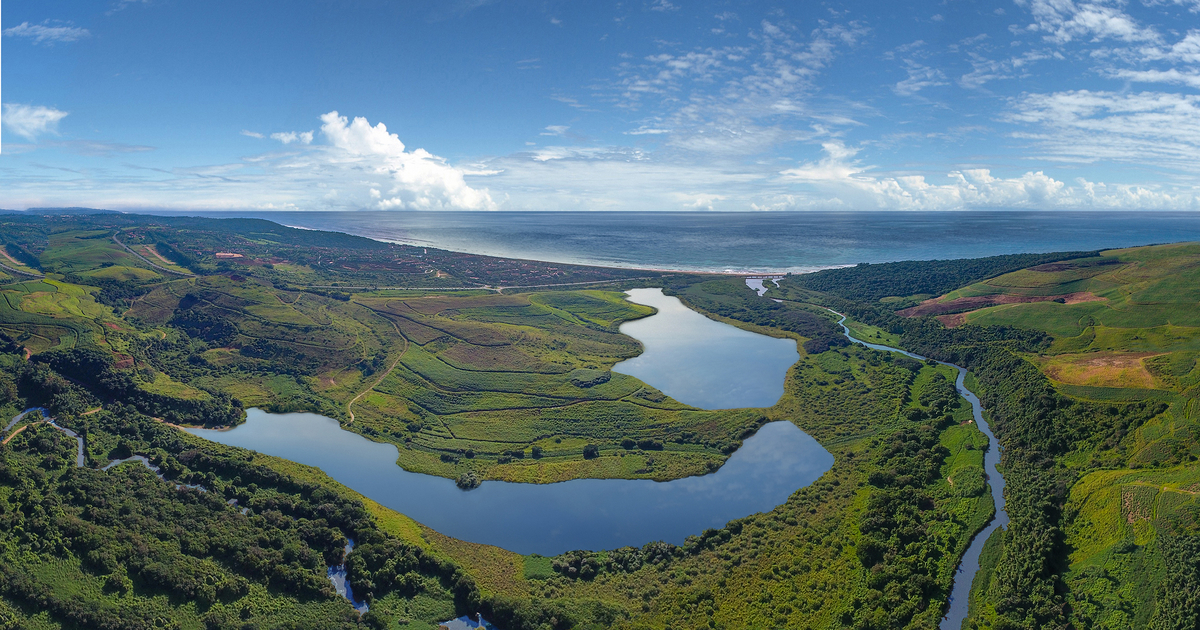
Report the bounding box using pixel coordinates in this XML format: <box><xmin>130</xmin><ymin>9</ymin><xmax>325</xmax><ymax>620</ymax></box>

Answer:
<box><xmin>187</xmin><ymin>289</ymin><xmax>827</xmax><ymax>555</ymax></box>
<box><xmin>612</xmin><ymin>288</ymin><xmax>799</xmax><ymax>409</ymax></box>
<box><xmin>189</xmin><ymin>412</ymin><xmax>832</xmax><ymax>555</ymax></box>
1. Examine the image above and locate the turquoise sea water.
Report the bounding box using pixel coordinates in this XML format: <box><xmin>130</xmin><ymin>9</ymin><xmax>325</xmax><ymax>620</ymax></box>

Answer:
<box><xmin>134</xmin><ymin>210</ymin><xmax>1200</xmax><ymax>273</ymax></box>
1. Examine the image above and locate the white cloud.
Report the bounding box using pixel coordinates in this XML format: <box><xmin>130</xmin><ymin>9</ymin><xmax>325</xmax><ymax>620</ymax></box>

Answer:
<box><xmin>270</xmin><ymin>130</ymin><xmax>314</xmax><ymax>144</ymax></box>
<box><xmin>894</xmin><ymin>60</ymin><xmax>947</xmax><ymax>96</ymax></box>
<box><xmin>109</xmin><ymin>0</ymin><xmax>154</xmax><ymax>12</ymax></box>
<box><xmin>1110</xmin><ymin>68</ymin><xmax>1200</xmax><ymax>88</ymax></box>
<box><xmin>776</xmin><ymin>140</ymin><xmax>1196</xmax><ymax>210</ymax></box>
<box><xmin>240</xmin><ymin>130</ymin><xmax>265</xmax><ymax>139</ymax></box>
<box><xmin>625</xmin><ymin>126</ymin><xmax>672</xmax><ymax>135</ymax></box>
<box><xmin>2</xmin><ymin>104</ymin><xmax>69</xmax><ymax>140</ymax></box>
<box><xmin>675</xmin><ymin>193</ymin><xmax>726</xmax><ymax>209</ymax></box>
<box><xmin>319</xmin><ymin>111</ymin><xmax>495</xmax><ymax>210</ymax></box>
<box><xmin>1017</xmin><ymin>0</ymin><xmax>1160</xmax><ymax>44</ymax></box>
<box><xmin>2</xmin><ymin>21</ymin><xmax>90</xmax><ymax>44</ymax></box>
<box><xmin>1168</xmin><ymin>30</ymin><xmax>1200</xmax><ymax>63</ymax></box>
<box><xmin>650</xmin><ymin>0</ymin><xmax>679</xmax><ymax>12</ymax></box>
<box><xmin>1144</xmin><ymin>0</ymin><xmax>1200</xmax><ymax>12</ymax></box>
<box><xmin>528</xmin><ymin>145</ymin><xmax>648</xmax><ymax>162</ymax></box>
<box><xmin>1138</xmin><ymin>29</ymin><xmax>1200</xmax><ymax>64</ymax></box>
<box><xmin>1006</xmin><ymin>90</ymin><xmax>1200</xmax><ymax>170</ymax></box>
<box><xmin>780</xmin><ymin>141</ymin><xmax>865</xmax><ymax>181</ymax></box>
<box><xmin>607</xmin><ymin>19</ymin><xmax>870</xmax><ymax>156</ymax></box>
<box><xmin>540</xmin><ymin>125</ymin><xmax>570</xmax><ymax>136</ymax></box>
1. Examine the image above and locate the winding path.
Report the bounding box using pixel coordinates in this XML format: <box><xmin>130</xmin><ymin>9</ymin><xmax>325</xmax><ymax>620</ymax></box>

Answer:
<box><xmin>828</xmin><ymin>311</ymin><xmax>1008</xmax><ymax>629</ymax></box>
<box><xmin>111</xmin><ymin>233</ymin><xmax>195</xmax><ymax>277</ymax></box>
<box><xmin>5</xmin><ymin>408</ymin><xmax>85</xmax><ymax>467</ymax></box>
<box><xmin>346</xmin><ymin>321</ymin><xmax>409</xmax><ymax>424</ymax></box>
<box><xmin>0</xmin><ymin>260</ymin><xmax>43</xmax><ymax>279</ymax></box>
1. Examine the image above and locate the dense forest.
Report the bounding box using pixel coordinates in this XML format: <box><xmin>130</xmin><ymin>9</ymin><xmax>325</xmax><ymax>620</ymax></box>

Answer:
<box><xmin>786</xmin><ymin>252</ymin><xmax>1097</xmax><ymax>305</ymax></box>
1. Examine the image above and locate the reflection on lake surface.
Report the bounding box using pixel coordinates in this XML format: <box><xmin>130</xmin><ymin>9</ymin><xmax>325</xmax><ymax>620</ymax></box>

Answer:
<box><xmin>613</xmin><ymin>288</ymin><xmax>799</xmax><ymax>409</ymax></box>
<box><xmin>189</xmin><ymin>410</ymin><xmax>833</xmax><ymax>555</ymax></box>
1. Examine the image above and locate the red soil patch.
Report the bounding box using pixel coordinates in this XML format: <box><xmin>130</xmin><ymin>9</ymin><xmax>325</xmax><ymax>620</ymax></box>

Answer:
<box><xmin>899</xmin><ymin>291</ymin><xmax>1106</xmax><ymax>318</ymax></box>
<box><xmin>143</xmin><ymin>245</ymin><xmax>174</xmax><ymax>265</ymax></box>
<box><xmin>937</xmin><ymin>313</ymin><xmax>968</xmax><ymax>328</ymax></box>
<box><xmin>1027</xmin><ymin>260</ymin><xmax>1122</xmax><ymax>273</ymax></box>
<box><xmin>0</xmin><ymin>250</ymin><xmax>27</xmax><ymax>267</ymax></box>
<box><xmin>113</xmin><ymin>353</ymin><xmax>135</xmax><ymax>369</ymax></box>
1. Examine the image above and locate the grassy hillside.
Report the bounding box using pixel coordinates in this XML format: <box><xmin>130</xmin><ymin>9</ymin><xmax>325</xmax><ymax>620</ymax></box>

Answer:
<box><xmin>0</xmin><ymin>215</ymin><xmax>767</xmax><ymax>484</ymax></box>
<box><xmin>928</xmin><ymin>244</ymin><xmax>1200</xmax><ymax>630</ymax></box>
<box><xmin>772</xmin><ymin>242</ymin><xmax>1200</xmax><ymax>630</ymax></box>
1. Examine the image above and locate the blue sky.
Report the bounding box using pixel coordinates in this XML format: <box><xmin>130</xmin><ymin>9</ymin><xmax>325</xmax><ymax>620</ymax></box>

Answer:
<box><xmin>2</xmin><ymin>0</ymin><xmax>1199</xmax><ymax>211</ymax></box>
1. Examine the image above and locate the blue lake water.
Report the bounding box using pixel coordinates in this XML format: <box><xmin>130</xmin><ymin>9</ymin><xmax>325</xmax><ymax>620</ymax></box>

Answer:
<box><xmin>188</xmin><ymin>411</ymin><xmax>832</xmax><ymax>555</ymax></box>
<box><xmin>613</xmin><ymin>288</ymin><xmax>798</xmax><ymax>409</ymax></box>
<box><xmin>188</xmin><ymin>290</ymin><xmax>827</xmax><ymax>555</ymax></box>
<box><xmin>133</xmin><ymin>210</ymin><xmax>1200</xmax><ymax>274</ymax></box>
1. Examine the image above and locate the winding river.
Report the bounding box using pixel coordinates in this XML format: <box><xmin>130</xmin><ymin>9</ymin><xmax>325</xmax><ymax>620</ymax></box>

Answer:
<box><xmin>828</xmin><ymin>311</ymin><xmax>1006</xmax><ymax>629</ymax></box>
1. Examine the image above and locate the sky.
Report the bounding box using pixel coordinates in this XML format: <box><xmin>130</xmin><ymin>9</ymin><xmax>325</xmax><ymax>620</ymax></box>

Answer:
<box><xmin>2</xmin><ymin>0</ymin><xmax>1199</xmax><ymax>212</ymax></box>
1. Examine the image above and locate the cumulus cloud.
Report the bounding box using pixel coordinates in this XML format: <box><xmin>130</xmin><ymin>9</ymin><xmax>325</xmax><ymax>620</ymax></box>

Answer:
<box><xmin>2</xmin><ymin>104</ymin><xmax>68</xmax><ymax>140</ymax></box>
<box><xmin>780</xmin><ymin>141</ymin><xmax>865</xmax><ymax>181</ymax></box>
<box><xmin>2</xmin><ymin>21</ymin><xmax>90</xmax><ymax>44</ymax></box>
<box><xmin>675</xmin><ymin>193</ymin><xmax>727</xmax><ymax>210</ymax></box>
<box><xmin>270</xmin><ymin>130</ymin><xmax>314</xmax><ymax>144</ymax></box>
<box><xmin>777</xmin><ymin>140</ymin><xmax>1195</xmax><ymax>210</ymax></box>
<box><xmin>319</xmin><ymin>111</ymin><xmax>495</xmax><ymax>210</ymax></box>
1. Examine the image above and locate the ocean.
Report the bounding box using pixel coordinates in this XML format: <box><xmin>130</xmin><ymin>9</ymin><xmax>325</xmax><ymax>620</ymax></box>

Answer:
<box><xmin>132</xmin><ymin>210</ymin><xmax>1200</xmax><ymax>273</ymax></box>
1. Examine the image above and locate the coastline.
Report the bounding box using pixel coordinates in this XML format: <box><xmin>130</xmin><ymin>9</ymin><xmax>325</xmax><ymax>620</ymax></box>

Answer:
<box><xmin>289</xmin><ymin>224</ymin><xmax>853</xmax><ymax>276</ymax></box>
<box><xmin>101</xmin><ymin>208</ymin><xmax>1200</xmax><ymax>278</ymax></box>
